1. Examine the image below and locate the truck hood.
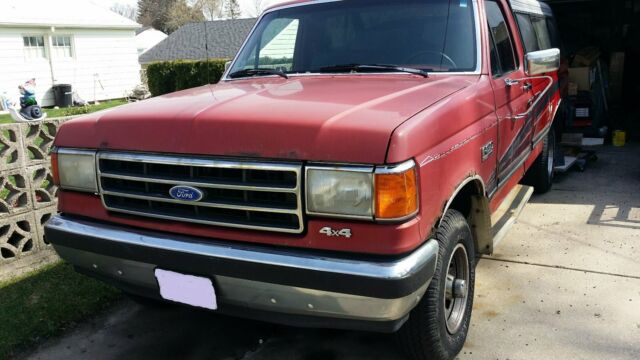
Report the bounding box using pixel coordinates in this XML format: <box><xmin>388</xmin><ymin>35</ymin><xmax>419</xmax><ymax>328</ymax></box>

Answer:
<box><xmin>56</xmin><ymin>75</ymin><xmax>475</xmax><ymax>164</ymax></box>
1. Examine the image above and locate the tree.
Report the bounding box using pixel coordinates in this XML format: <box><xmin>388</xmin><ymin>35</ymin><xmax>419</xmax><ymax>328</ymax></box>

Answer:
<box><xmin>137</xmin><ymin>0</ymin><xmax>179</xmax><ymax>33</ymax></box>
<box><xmin>248</xmin><ymin>0</ymin><xmax>265</xmax><ymax>17</ymax></box>
<box><xmin>223</xmin><ymin>0</ymin><xmax>241</xmax><ymax>19</ymax></box>
<box><xmin>196</xmin><ymin>0</ymin><xmax>223</xmax><ymax>21</ymax></box>
<box><xmin>166</xmin><ymin>0</ymin><xmax>206</xmax><ymax>33</ymax></box>
<box><xmin>110</xmin><ymin>3</ymin><xmax>138</xmax><ymax>21</ymax></box>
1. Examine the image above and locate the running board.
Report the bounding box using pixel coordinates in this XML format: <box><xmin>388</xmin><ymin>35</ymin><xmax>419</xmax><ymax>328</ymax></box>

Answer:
<box><xmin>491</xmin><ymin>185</ymin><xmax>534</xmax><ymax>249</ymax></box>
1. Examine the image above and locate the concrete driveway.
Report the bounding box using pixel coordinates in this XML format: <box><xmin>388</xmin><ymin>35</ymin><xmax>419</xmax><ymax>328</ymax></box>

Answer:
<box><xmin>20</xmin><ymin>145</ymin><xmax>640</xmax><ymax>360</ymax></box>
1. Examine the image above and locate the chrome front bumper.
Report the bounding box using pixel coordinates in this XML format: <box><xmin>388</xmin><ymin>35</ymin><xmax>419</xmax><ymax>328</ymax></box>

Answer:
<box><xmin>45</xmin><ymin>215</ymin><xmax>438</xmax><ymax>332</ymax></box>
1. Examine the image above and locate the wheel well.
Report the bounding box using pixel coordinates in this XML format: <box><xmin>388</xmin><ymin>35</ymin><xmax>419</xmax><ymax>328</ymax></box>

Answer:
<box><xmin>444</xmin><ymin>179</ymin><xmax>493</xmax><ymax>255</ymax></box>
<box><xmin>447</xmin><ymin>182</ymin><xmax>482</xmax><ymax>218</ymax></box>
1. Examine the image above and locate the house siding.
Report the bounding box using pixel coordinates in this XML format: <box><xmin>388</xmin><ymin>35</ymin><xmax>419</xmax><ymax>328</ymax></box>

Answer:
<box><xmin>261</xmin><ymin>20</ymin><xmax>299</xmax><ymax>60</ymax></box>
<box><xmin>0</xmin><ymin>27</ymin><xmax>140</xmax><ymax>107</ymax></box>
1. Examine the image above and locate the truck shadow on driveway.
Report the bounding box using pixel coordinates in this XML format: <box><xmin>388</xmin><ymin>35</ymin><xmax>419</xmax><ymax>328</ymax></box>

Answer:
<box><xmin>23</xmin><ymin>300</ymin><xmax>406</xmax><ymax>360</ymax></box>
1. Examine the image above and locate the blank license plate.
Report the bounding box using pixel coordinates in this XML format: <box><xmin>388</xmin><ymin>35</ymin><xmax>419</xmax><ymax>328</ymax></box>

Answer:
<box><xmin>155</xmin><ymin>269</ymin><xmax>217</xmax><ymax>310</ymax></box>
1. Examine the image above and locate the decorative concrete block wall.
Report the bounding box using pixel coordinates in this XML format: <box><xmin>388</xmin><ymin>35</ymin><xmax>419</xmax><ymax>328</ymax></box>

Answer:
<box><xmin>0</xmin><ymin>120</ymin><xmax>62</xmax><ymax>265</ymax></box>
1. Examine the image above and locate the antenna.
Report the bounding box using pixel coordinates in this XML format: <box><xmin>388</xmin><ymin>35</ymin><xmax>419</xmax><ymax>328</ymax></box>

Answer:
<box><xmin>203</xmin><ymin>20</ymin><xmax>211</xmax><ymax>85</ymax></box>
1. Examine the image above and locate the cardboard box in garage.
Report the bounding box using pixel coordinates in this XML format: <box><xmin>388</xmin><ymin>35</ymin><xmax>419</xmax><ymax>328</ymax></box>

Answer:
<box><xmin>572</xmin><ymin>47</ymin><xmax>600</xmax><ymax>67</ymax></box>
<box><xmin>569</xmin><ymin>66</ymin><xmax>596</xmax><ymax>91</ymax></box>
<box><xmin>568</xmin><ymin>82</ymin><xmax>578</xmax><ymax>96</ymax></box>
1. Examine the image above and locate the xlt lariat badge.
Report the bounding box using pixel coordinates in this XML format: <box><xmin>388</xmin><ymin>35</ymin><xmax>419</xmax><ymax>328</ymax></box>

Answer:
<box><xmin>319</xmin><ymin>227</ymin><xmax>352</xmax><ymax>238</ymax></box>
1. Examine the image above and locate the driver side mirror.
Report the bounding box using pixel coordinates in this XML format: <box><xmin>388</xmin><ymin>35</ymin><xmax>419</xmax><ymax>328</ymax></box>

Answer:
<box><xmin>525</xmin><ymin>48</ymin><xmax>560</xmax><ymax>76</ymax></box>
<box><xmin>224</xmin><ymin>61</ymin><xmax>232</xmax><ymax>72</ymax></box>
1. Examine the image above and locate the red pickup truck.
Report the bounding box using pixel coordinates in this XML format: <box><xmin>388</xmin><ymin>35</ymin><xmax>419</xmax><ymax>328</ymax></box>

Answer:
<box><xmin>46</xmin><ymin>0</ymin><xmax>562</xmax><ymax>359</ymax></box>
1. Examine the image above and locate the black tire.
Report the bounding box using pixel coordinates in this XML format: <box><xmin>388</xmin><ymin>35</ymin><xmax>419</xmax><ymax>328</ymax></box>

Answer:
<box><xmin>523</xmin><ymin>128</ymin><xmax>556</xmax><ymax>194</ymax></box>
<box><xmin>396</xmin><ymin>209</ymin><xmax>475</xmax><ymax>360</ymax></box>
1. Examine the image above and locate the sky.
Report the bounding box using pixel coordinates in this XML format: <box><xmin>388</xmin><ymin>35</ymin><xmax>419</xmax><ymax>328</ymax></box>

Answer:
<box><xmin>89</xmin><ymin>0</ymin><xmax>289</xmax><ymax>18</ymax></box>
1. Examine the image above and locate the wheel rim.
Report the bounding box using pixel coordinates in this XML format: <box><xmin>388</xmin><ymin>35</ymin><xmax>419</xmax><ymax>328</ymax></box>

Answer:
<box><xmin>547</xmin><ymin>135</ymin><xmax>555</xmax><ymax>178</ymax></box>
<box><xmin>444</xmin><ymin>243</ymin><xmax>470</xmax><ymax>335</ymax></box>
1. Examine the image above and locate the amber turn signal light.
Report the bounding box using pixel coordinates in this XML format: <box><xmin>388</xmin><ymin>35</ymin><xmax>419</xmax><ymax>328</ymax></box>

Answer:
<box><xmin>374</xmin><ymin>165</ymin><xmax>418</xmax><ymax>220</ymax></box>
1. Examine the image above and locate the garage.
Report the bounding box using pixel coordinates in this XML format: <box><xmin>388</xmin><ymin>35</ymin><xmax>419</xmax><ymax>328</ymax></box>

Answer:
<box><xmin>545</xmin><ymin>0</ymin><xmax>640</xmax><ymax>144</ymax></box>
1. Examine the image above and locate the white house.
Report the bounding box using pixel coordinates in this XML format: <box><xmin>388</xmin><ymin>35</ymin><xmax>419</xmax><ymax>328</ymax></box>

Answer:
<box><xmin>135</xmin><ymin>27</ymin><xmax>167</xmax><ymax>57</ymax></box>
<box><xmin>0</xmin><ymin>0</ymin><xmax>141</xmax><ymax>107</ymax></box>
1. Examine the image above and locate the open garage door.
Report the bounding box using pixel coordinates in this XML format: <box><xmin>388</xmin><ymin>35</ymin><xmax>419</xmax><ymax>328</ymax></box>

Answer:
<box><xmin>543</xmin><ymin>0</ymin><xmax>640</xmax><ymax>141</ymax></box>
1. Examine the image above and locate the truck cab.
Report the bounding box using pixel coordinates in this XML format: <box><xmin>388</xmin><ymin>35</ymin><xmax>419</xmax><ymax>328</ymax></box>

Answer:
<box><xmin>46</xmin><ymin>1</ymin><xmax>561</xmax><ymax>359</ymax></box>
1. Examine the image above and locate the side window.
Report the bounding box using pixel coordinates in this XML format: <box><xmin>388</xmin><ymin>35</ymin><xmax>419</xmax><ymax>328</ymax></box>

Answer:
<box><xmin>52</xmin><ymin>36</ymin><xmax>73</xmax><ymax>58</ymax></box>
<box><xmin>23</xmin><ymin>36</ymin><xmax>47</xmax><ymax>59</ymax></box>
<box><xmin>531</xmin><ymin>17</ymin><xmax>552</xmax><ymax>50</ymax></box>
<box><xmin>546</xmin><ymin>18</ymin><xmax>561</xmax><ymax>50</ymax></box>
<box><xmin>486</xmin><ymin>1</ymin><xmax>517</xmax><ymax>77</ymax></box>
<box><xmin>515</xmin><ymin>13</ymin><xmax>539</xmax><ymax>53</ymax></box>
<box><xmin>488</xmin><ymin>27</ymin><xmax>502</xmax><ymax>76</ymax></box>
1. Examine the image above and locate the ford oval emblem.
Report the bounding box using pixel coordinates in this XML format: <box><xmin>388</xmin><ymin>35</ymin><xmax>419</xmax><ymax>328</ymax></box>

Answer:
<box><xmin>169</xmin><ymin>185</ymin><xmax>204</xmax><ymax>202</ymax></box>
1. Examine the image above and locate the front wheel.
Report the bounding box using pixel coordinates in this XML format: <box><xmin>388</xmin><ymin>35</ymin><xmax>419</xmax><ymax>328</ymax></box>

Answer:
<box><xmin>396</xmin><ymin>209</ymin><xmax>475</xmax><ymax>360</ymax></box>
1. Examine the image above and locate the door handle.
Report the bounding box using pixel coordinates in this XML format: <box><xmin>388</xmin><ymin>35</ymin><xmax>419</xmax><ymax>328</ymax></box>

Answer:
<box><xmin>505</xmin><ymin>78</ymin><xmax>520</xmax><ymax>87</ymax></box>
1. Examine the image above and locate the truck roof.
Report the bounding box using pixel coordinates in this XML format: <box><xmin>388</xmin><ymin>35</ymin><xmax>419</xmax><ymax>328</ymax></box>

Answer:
<box><xmin>264</xmin><ymin>0</ymin><xmax>309</xmax><ymax>12</ymax></box>
<box><xmin>510</xmin><ymin>0</ymin><xmax>554</xmax><ymax>17</ymax></box>
<box><xmin>267</xmin><ymin>1</ymin><xmax>554</xmax><ymax>19</ymax></box>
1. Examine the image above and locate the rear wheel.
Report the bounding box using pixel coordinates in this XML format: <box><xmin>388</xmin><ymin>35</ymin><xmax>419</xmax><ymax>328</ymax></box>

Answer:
<box><xmin>396</xmin><ymin>209</ymin><xmax>475</xmax><ymax>360</ymax></box>
<box><xmin>523</xmin><ymin>128</ymin><xmax>556</xmax><ymax>194</ymax></box>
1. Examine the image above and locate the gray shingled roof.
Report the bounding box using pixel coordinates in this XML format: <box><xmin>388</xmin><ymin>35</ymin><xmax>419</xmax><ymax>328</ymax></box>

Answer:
<box><xmin>139</xmin><ymin>18</ymin><xmax>256</xmax><ymax>64</ymax></box>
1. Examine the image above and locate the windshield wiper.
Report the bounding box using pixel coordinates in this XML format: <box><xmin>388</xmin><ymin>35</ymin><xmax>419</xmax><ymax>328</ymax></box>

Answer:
<box><xmin>319</xmin><ymin>64</ymin><xmax>429</xmax><ymax>77</ymax></box>
<box><xmin>228</xmin><ymin>68</ymin><xmax>289</xmax><ymax>79</ymax></box>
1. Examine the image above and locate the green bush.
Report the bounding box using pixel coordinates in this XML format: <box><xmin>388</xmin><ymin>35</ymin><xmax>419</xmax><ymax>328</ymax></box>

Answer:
<box><xmin>146</xmin><ymin>59</ymin><xmax>228</xmax><ymax>96</ymax></box>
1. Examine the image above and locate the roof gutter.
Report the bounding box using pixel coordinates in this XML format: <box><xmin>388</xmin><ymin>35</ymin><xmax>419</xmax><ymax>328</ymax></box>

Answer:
<box><xmin>0</xmin><ymin>22</ymin><xmax>140</xmax><ymax>30</ymax></box>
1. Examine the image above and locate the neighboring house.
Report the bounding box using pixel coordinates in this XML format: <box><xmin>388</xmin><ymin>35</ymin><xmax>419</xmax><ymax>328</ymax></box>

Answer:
<box><xmin>260</xmin><ymin>19</ymin><xmax>299</xmax><ymax>60</ymax></box>
<box><xmin>0</xmin><ymin>0</ymin><xmax>141</xmax><ymax>107</ymax></box>
<box><xmin>136</xmin><ymin>27</ymin><xmax>167</xmax><ymax>56</ymax></box>
<box><xmin>139</xmin><ymin>18</ymin><xmax>257</xmax><ymax>65</ymax></box>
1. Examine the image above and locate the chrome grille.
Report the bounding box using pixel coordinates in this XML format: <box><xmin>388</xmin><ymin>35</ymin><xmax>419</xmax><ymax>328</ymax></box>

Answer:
<box><xmin>97</xmin><ymin>152</ymin><xmax>304</xmax><ymax>234</ymax></box>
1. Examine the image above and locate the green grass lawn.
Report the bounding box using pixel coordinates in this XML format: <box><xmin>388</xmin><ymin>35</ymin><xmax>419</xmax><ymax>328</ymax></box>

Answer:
<box><xmin>0</xmin><ymin>99</ymin><xmax>128</xmax><ymax>124</ymax></box>
<box><xmin>0</xmin><ymin>262</ymin><xmax>121</xmax><ymax>358</ymax></box>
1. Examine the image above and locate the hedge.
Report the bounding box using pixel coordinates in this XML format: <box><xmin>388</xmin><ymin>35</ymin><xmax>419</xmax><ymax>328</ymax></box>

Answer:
<box><xmin>146</xmin><ymin>59</ymin><xmax>228</xmax><ymax>96</ymax></box>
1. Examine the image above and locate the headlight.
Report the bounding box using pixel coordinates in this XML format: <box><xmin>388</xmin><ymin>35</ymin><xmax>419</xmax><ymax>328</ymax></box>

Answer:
<box><xmin>306</xmin><ymin>160</ymin><xmax>418</xmax><ymax>221</ymax></box>
<box><xmin>51</xmin><ymin>148</ymin><xmax>98</xmax><ymax>192</ymax></box>
<box><xmin>306</xmin><ymin>167</ymin><xmax>373</xmax><ymax>219</ymax></box>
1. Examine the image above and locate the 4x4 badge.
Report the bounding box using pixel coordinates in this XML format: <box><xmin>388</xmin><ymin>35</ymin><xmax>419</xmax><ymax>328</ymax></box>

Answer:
<box><xmin>319</xmin><ymin>227</ymin><xmax>352</xmax><ymax>238</ymax></box>
<box><xmin>481</xmin><ymin>141</ymin><xmax>494</xmax><ymax>162</ymax></box>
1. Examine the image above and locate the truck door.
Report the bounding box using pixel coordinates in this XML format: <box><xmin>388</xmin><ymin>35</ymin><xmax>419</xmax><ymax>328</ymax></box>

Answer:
<box><xmin>486</xmin><ymin>0</ymin><xmax>535</xmax><ymax>187</ymax></box>
<box><xmin>514</xmin><ymin>12</ymin><xmax>561</xmax><ymax>147</ymax></box>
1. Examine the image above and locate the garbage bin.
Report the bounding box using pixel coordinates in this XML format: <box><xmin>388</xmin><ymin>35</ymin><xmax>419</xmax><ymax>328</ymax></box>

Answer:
<box><xmin>52</xmin><ymin>84</ymin><xmax>73</xmax><ymax>108</ymax></box>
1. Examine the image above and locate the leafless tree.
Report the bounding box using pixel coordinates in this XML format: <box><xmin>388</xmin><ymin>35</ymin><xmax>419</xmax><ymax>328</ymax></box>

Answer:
<box><xmin>248</xmin><ymin>0</ymin><xmax>265</xmax><ymax>17</ymax></box>
<box><xmin>166</xmin><ymin>0</ymin><xmax>205</xmax><ymax>33</ymax></box>
<box><xmin>223</xmin><ymin>0</ymin><xmax>241</xmax><ymax>19</ymax></box>
<box><xmin>137</xmin><ymin>0</ymin><xmax>178</xmax><ymax>33</ymax></box>
<box><xmin>111</xmin><ymin>2</ymin><xmax>138</xmax><ymax>21</ymax></box>
<box><xmin>195</xmin><ymin>0</ymin><xmax>223</xmax><ymax>20</ymax></box>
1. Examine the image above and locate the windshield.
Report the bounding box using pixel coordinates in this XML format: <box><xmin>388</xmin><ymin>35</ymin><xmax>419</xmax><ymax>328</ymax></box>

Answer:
<box><xmin>228</xmin><ymin>0</ymin><xmax>478</xmax><ymax>77</ymax></box>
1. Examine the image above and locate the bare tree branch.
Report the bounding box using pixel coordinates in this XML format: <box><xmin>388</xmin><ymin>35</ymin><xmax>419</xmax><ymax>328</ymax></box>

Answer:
<box><xmin>223</xmin><ymin>0</ymin><xmax>241</xmax><ymax>19</ymax></box>
<box><xmin>248</xmin><ymin>0</ymin><xmax>265</xmax><ymax>17</ymax></box>
<box><xmin>166</xmin><ymin>0</ymin><xmax>205</xmax><ymax>33</ymax></box>
<box><xmin>111</xmin><ymin>2</ymin><xmax>138</xmax><ymax>21</ymax></box>
<box><xmin>195</xmin><ymin>0</ymin><xmax>223</xmax><ymax>20</ymax></box>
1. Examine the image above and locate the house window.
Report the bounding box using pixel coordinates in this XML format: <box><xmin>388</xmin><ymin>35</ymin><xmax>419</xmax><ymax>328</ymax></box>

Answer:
<box><xmin>52</xmin><ymin>36</ymin><xmax>73</xmax><ymax>58</ymax></box>
<box><xmin>23</xmin><ymin>36</ymin><xmax>47</xmax><ymax>59</ymax></box>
